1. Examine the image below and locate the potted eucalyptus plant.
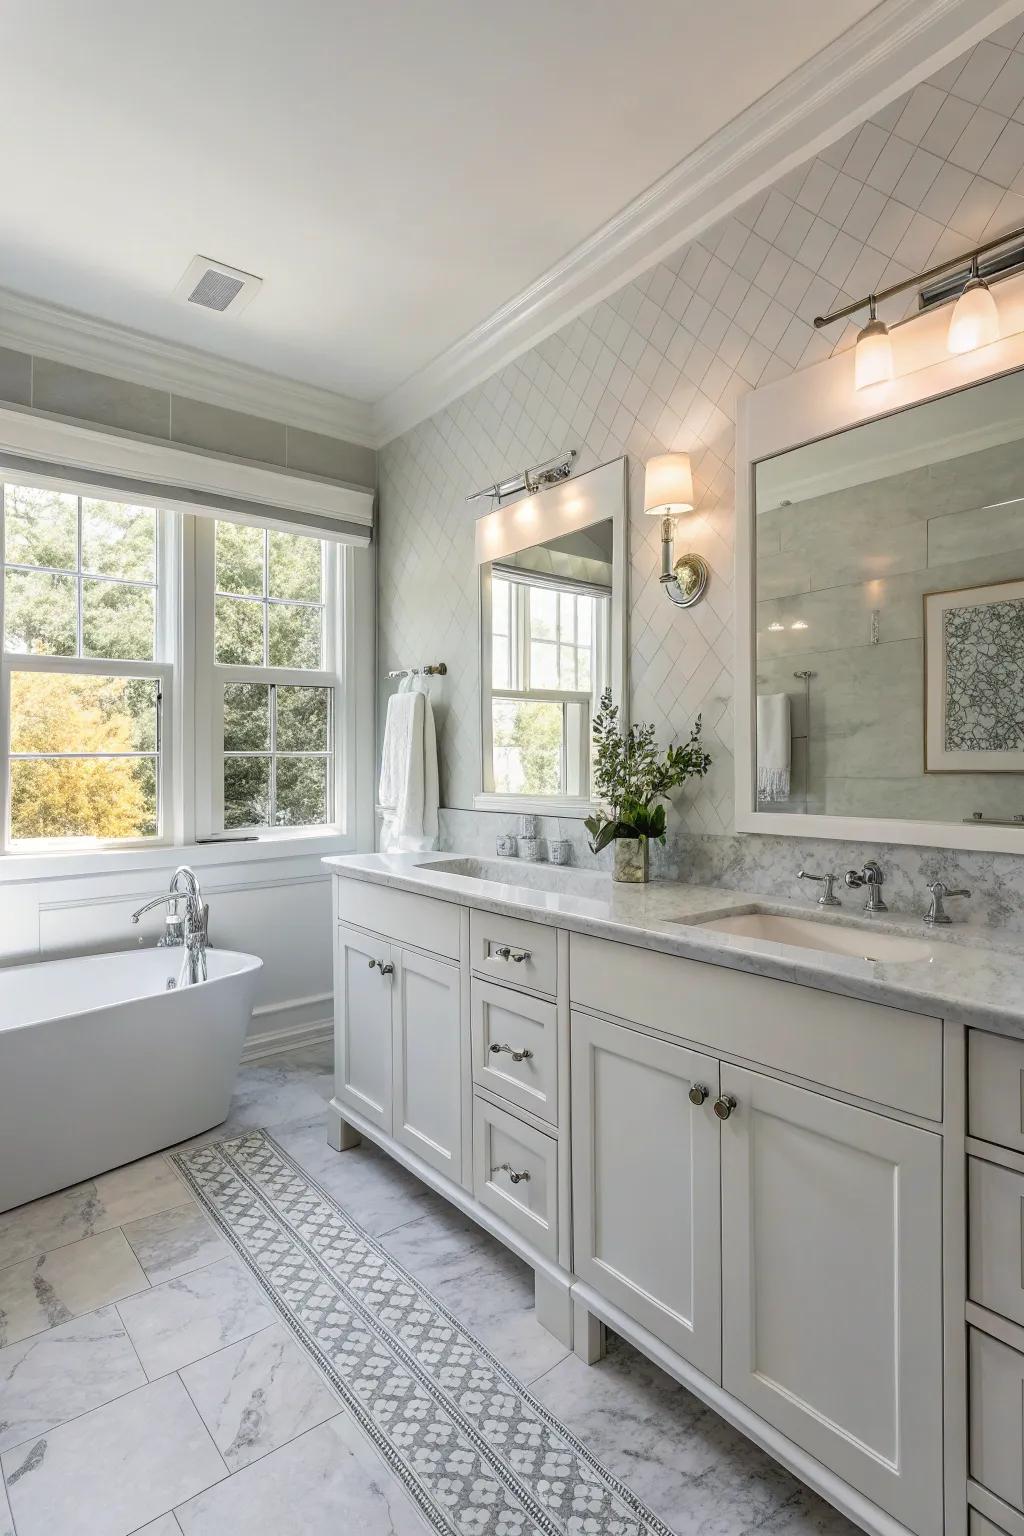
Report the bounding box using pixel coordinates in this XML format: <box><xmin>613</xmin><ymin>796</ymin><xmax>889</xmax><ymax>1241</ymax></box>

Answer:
<box><xmin>585</xmin><ymin>690</ymin><xmax>711</xmax><ymax>883</ymax></box>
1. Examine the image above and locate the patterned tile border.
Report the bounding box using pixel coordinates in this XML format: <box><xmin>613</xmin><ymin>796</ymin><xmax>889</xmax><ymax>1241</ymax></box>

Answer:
<box><xmin>172</xmin><ymin>1130</ymin><xmax>673</xmax><ymax>1536</ymax></box>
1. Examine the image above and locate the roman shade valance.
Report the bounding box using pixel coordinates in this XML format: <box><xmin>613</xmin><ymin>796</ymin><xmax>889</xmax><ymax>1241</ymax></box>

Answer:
<box><xmin>0</xmin><ymin>404</ymin><xmax>374</xmax><ymax>545</ymax></box>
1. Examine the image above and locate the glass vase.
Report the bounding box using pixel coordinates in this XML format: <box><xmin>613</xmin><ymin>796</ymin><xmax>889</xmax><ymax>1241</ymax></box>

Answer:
<box><xmin>613</xmin><ymin>836</ymin><xmax>649</xmax><ymax>884</ymax></box>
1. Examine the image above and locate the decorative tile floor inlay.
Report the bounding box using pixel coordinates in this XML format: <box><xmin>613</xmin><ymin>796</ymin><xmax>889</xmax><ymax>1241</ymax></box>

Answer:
<box><xmin>173</xmin><ymin>1130</ymin><xmax>673</xmax><ymax>1536</ymax></box>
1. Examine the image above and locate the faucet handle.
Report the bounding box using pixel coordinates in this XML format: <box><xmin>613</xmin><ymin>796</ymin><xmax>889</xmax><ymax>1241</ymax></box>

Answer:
<box><xmin>797</xmin><ymin>869</ymin><xmax>841</xmax><ymax>907</ymax></box>
<box><xmin>924</xmin><ymin>881</ymin><xmax>971</xmax><ymax>926</ymax></box>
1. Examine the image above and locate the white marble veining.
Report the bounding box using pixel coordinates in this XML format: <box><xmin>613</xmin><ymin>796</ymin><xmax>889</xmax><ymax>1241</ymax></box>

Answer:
<box><xmin>117</xmin><ymin>1256</ymin><xmax>274</xmax><ymax>1380</ymax></box>
<box><xmin>0</xmin><ymin>1304</ymin><xmax>146</xmax><ymax>1452</ymax></box>
<box><xmin>174</xmin><ymin>1415</ymin><xmax>427</xmax><ymax>1536</ymax></box>
<box><xmin>0</xmin><ymin>1153</ymin><xmax>187</xmax><ymax>1272</ymax></box>
<box><xmin>0</xmin><ymin>1227</ymin><xmax>148</xmax><ymax>1349</ymax></box>
<box><xmin>180</xmin><ymin>1324</ymin><xmax>337</xmax><ymax>1470</ymax></box>
<box><xmin>325</xmin><ymin>851</ymin><xmax>1024</xmax><ymax>1037</ymax></box>
<box><xmin>1</xmin><ymin>1375</ymin><xmax>225</xmax><ymax>1536</ymax></box>
<box><xmin>0</xmin><ymin>1473</ymin><xmax>12</xmax><ymax>1536</ymax></box>
<box><xmin>123</xmin><ymin>1202</ymin><xmax>228</xmax><ymax>1285</ymax></box>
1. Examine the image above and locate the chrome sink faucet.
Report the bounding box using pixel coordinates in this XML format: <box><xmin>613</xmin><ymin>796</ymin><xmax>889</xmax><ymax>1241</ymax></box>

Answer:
<box><xmin>844</xmin><ymin>859</ymin><xmax>887</xmax><ymax>914</ymax></box>
<box><xmin>923</xmin><ymin>881</ymin><xmax>971</xmax><ymax>926</ymax></box>
<box><xmin>131</xmin><ymin>865</ymin><xmax>210</xmax><ymax>985</ymax></box>
<box><xmin>797</xmin><ymin>869</ymin><xmax>841</xmax><ymax>906</ymax></box>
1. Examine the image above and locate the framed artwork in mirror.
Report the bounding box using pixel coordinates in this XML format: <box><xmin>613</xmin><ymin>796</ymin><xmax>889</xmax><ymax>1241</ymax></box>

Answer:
<box><xmin>924</xmin><ymin>578</ymin><xmax>1024</xmax><ymax>772</ymax></box>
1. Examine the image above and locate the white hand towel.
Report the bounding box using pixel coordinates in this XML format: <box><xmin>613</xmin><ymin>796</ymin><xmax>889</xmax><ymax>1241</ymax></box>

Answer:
<box><xmin>756</xmin><ymin>692</ymin><xmax>791</xmax><ymax>804</ymax></box>
<box><xmin>378</xmin><ymin>686</ymin><xmax>440</xmax><ymax>852</ymax></box>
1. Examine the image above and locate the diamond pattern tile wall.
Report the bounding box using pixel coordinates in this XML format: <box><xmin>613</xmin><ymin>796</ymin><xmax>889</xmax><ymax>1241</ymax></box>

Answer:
<box><xmin>378</xmin><ymin>18</ymin><xmax>1024</xmax><ymax>835</ymax></box>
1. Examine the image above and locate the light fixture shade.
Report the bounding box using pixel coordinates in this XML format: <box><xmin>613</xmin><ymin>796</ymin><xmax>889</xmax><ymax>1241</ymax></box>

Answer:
<box><xmin>854</xmin><ymin>317</ymin><xmax>893</xmax><ymax>389</ymax></box>
<box><xmin>644</xmin><ymin>452</ymin><xmax>693</xmax><ymax>515</ymax></box>
<box><xmin>948</xmin><ymin>276</ymin><xmax>1000</xmax><ymax>355</ymax></box>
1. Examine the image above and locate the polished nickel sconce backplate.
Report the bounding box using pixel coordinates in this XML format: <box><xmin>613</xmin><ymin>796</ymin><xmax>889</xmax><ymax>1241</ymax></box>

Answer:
<box><xmin>663</xmin><ymin>551</ymin><xmax>709</xmax><ymax>607</ymax></box>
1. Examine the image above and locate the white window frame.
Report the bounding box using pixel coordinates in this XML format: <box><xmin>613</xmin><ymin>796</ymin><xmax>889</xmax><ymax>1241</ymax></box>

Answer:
<box><xmin>193</xmin><ymin>517</ymin><xmax>346</xmax><ymax>842</ymax></box>
<box><xmin>0</xmin><ymin>471</ymin><xmax>177</xmax><ymax>854</ymax></box>
<box><xmin>0</xmin><ymin>475</ymin><xmax>368</xmax><ymax>872</ymax></box>
<box><xmin>488</xmin><ymin>567</ymin><xmax>604</xmax><ymax>800</ymax></box>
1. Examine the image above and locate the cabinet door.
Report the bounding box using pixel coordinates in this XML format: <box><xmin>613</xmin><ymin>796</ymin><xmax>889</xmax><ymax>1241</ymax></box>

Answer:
<box><xmin>392</xmin><ymin>946</ymin><xmax>462</xmax><ymax>1181</ymax></box>
<box><xmin>720</xmin><ymin>1064</ymin><xmax>943</xmax><ymax>1536</ymax></box>
<box><xmin>334</xmin><ymin>924</ymin><xmax>393</xmax><ymax>1132</ymax></box>
<box><xmin>570</xmin><ymin>1010</ymin><xmax>721</xmax><ymax>1379</ymax></box>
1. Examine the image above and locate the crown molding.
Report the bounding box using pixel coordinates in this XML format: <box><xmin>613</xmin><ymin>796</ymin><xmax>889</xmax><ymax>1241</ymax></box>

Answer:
<box><xmin>0</xmin><ymin>288</ymin><xmax>376</xmax><ymax>447</ymax></box>
<box><xmin>372</xmin><ymin>0</ymin><xmax>1024</xmax><ymax>445</ymax></box>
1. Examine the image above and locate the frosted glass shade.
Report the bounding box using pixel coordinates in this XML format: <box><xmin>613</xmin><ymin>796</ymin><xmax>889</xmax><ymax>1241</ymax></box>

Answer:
<box><xmin>854</xmin><ymin>319</ymin><xmax>893</xmax><ymax>389</ymax></box>
<box><xmin>947</xmin><ymin>277</ymin><xmax>1000</xmax><ymax>355</ymax></box>
<box><xmin>644</xmin><ymin>452</ymin><xmax>693</xmax><ymax>515</ymax></box>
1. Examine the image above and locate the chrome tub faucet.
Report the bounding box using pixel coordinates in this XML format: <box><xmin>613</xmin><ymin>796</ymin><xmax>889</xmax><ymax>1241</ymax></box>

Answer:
<box><xmin>131</xmin><ymin>865</ymin><xmax>210</xmax><ymax>985</ymax></box>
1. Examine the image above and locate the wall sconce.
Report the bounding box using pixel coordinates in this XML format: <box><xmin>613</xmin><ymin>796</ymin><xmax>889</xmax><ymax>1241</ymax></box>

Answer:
<box><xmin>853</xmin><ymin>297</ymin><xmax>893</xmax><ymax>390</ymax></box>
<box><xmin>643</xmin><ymin>452</ymin><xmax>708</xmax><ymax>608</ymax></box>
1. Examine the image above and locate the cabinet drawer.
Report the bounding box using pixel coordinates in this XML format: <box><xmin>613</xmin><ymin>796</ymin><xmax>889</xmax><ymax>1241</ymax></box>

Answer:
<box><xmin>970</xmin><ymin>1513</ymin><xmax>1015</xmax><ymax>1536</ymax></box>
<box><xmin>472</xmin><ymin>1095</ymin><xmax>557</xmax><ymax>1261</ymax></box>
<box><xmin>337</xmin><ymin>879</ymin><xmax>460</xmax><ymax>961</ymax></box>
<box><xmin>472</xmin><ymin>979</ymin><xmax>558</xmax><ymax>1126</ymax></box>
<box><xmin>970</xmin><ymin>1032</ymin><xmax>1024</xmax><ymax>1153</ymax></box>
<box><xmin>570</xmin><ymin>932</ymin><xmax>942</xmax><ymax>1119</ymax></box>
<box><xmin>970</xmin><ymin>1328</ymin><xmax>1024</xmax><ymax>1514</ymax></box>
<box><xmin>470</xmin><ymin>909</ymin><xmax>557</xmax><ymax>997</ymax></box>
<box><xmin>970</xmin><ymin>1157</ymin><xmax>1024</xmax><ymax>1329</ymax></box>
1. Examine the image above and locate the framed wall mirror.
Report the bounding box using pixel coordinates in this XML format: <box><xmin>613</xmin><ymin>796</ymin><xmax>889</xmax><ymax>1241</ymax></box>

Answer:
<box><xmin>475</xmin><ymin>457</ymin><xmax>628</xmax><ymax>815</ymax></box>
<box><xmin>736</xmin><ymin>306</ymin><xmax>1024</xmax><ymax>854</ymax></box>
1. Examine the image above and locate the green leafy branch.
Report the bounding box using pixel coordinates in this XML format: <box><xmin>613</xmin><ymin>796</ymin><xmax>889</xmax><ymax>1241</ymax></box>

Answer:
<box><xmin>584</xmin><ymin>689</ymin><xmax>711</xmax><ymax>854</ymax></box>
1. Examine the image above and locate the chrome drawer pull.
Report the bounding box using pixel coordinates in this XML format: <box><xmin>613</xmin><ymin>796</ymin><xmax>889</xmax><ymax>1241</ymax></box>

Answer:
<box><xmin>492</xmin><ymin>1162</ymin><xmax>530</xmax><ymax>1185</ymax></box>
<box><xmin>491</xmin><ymin>945</ymin><xmax>532</xmax><ymax>963</ymax></box>
<box><xmin>367</xmin><ymin>957</ymin><xmax>394</xmax><ymax>976</ymax></box>
<box><xmin>489</xmin><ymin>1041</ymin><xmax>534</xmax><ymax>1063</ymax></box>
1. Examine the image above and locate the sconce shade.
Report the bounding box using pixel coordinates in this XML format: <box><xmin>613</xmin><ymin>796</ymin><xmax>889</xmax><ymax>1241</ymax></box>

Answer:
<box><xmin>947</xmin><ymin>274</ymin><xmax>1000</xmax><ymax>355</ymax></box>
<box><xmin>644</xmin><ymin>452</ymin><xmax>693</xmax><ymax>515</ymax></box>
<box><xmin>854</xmin><ymin>317</ymin><xmax>893</xmax><ymax>390</ymax></box>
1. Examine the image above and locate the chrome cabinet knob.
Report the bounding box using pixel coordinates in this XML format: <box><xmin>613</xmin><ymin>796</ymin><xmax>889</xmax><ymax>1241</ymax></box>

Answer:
<box><xmin>511</xmin><ymin>949</ymin><xmax>531</xmax><ymax>963</ymax></box>
<box><xmin>493</xmin><ymin>945</ymin><xmax>512</xmax><ymax>960</ymax></box>
<box><xmin>489</xmin><ymin>1042</ymin><xmax>534</xmax><ymax>1063</ymax></box>
<box><xmin>688</xmin><ymin>1083</ymin><xmax>709</xmax><ymax>1105</ymax></box>
<box><xmin>379</xmin><ymin>961</ymin><xmax>395</xmax><ymax>976</ymax></box>
<box><xmin>492</xmin><ymin>1162</ymin><xmax>530</xmax><ymax>1185</ymax></box>
<box><xmin>713</xmin><ymin>1094</ymin><xmax>737</xmax><ymax>1120</ymax></box>
<box><xmin>367</xmin><ymin>957</ymin><xmax>376</xmax><ymax>969</ymax></box>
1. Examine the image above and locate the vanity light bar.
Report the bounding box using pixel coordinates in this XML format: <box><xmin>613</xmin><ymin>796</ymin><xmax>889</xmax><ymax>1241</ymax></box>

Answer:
<box><xmin>812</xmin><ymin>223</ymin><xmax>1024</xmax><ymax>332</ymax></box>
<box><xmin>466</xmin><ymin>450</ymin><xmax>577</xmax><ymax>505</ymax></box>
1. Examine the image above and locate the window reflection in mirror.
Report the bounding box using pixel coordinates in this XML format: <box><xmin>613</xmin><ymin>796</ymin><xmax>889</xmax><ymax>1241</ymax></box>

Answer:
<box><xmin>753</xmin><ymin>367</ymin><xmax>1024</xmax><ymax>828</ymax></box>
<box><xmin>484</xmin><ymin>523</ymin><xmax>613</xmax><ymax>800</ymax></box>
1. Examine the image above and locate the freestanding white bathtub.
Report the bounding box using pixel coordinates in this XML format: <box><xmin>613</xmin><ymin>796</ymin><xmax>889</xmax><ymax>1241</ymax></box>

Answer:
<box><xmin>0</xmin><ymin>946</ymin><xmax>262</xmax><ymax>1212</ymax></box>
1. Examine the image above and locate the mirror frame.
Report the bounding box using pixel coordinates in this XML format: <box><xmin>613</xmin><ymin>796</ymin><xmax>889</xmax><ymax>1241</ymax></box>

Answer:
<box><xmin>735</xmin><ymin>274</ymin><xmax>1024</xmax><ymax>855</ymax></box>
<box><xmin>474</xmin><ymin>455</ymin><xmax>629</xmax><ymax>817</ymax></box>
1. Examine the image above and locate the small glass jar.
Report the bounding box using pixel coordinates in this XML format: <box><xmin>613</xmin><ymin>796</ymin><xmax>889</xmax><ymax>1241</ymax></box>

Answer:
<box><xmin>548</xmin><ymin>839</ymin><xmax>572</xmax><ymax>865</ymax></box>
<box><xmin>518</xmin><ymin>814</ymin><xmax>539</xmax><ymax>839</ymax></box>
<box><xmin>496</xmin><ymin>833</ymin><xmax>517</xmax><ymax>858</ymax></box>
<box><xmin>518</xmin><ymin>836</ymin><xmax>543</xmax><ymax>861</ymax></box>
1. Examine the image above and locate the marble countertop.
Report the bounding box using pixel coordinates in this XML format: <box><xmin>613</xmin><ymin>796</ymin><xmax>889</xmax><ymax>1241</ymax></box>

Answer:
<box><xmin>323</xmin><ymin>851</ymin><xmax>1024</xmax><ymax>1039</ymax></box>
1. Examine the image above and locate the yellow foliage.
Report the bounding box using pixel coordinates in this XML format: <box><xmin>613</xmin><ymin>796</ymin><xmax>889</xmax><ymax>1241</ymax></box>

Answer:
<box><xmin>10</xmin><ymin>672</ymin><xmax>153</xmax><ymax>840</ymax></box>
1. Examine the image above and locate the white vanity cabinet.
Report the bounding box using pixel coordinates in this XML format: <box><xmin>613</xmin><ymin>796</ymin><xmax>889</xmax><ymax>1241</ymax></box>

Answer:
<box><xmin>720</xmin><ymin>1065</ymin><xmax>943</xmax><ymax>1536</ymax></box>
<box><xmin>327</xmin><ymin>868</ymin><xmax>992</xmax><ymax>1536</ymax></box>
<box><xmin>570</xmin><ymin>1009</ymin><xmax>722</xmax><ymax>1377</ymax></box>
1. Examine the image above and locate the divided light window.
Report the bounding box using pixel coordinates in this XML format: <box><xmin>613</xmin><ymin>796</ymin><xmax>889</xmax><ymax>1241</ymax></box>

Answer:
<box><xmin>1</xmin><ymin>483</ymin><xmax>166</xmax><ymax>846</ymax></box>
<box><xmin>203</xmin><ymin>521</ymin><xmax>337</xmax><ymax>833</ymax></box>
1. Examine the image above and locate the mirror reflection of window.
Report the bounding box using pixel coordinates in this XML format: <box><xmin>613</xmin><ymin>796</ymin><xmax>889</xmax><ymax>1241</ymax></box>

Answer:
<box><xmin>489</xmin><ymin>568</ymin><xmax>610</xmax><ymax>798</ymax></box>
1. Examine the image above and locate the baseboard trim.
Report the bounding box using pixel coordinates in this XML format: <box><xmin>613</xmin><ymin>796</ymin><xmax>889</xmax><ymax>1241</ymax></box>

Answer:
<box><xmin>243</xmin><ymin>996</ymin><xmax>332</xmax><ymax>1063</ymax></box>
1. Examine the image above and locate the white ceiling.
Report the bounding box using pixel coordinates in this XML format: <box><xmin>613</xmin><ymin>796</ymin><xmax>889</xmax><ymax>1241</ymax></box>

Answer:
<box><xmin>0</xmin><ymin>0</ymin><xmax>884</xmax><ymax>408</ymax></box>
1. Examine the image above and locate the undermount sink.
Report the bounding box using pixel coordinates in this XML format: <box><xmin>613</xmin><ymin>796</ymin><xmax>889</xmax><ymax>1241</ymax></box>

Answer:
<box><xmin>687</xmin><ymin>911</ymin><xmax>934</xmax><ymax>964</ymax></box>
<box><xmin>419</xmin><ymin>856</ymin><xmax>610</xmax><ymax>897</ymax></box>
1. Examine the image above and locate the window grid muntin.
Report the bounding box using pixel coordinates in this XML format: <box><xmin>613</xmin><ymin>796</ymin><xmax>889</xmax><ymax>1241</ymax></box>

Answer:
<box><xmin>214</xmin><ymin>525</ymin><xmax>325</xmax><ymax>669</ymax></box>
<box><xmin>221</xmin><ymin>680</ymin><xmax>334</xmax><ymax>830</ymax></box>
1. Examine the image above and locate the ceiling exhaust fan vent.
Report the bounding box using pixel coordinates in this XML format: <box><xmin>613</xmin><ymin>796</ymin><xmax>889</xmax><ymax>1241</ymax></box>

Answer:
<box><xmin>174</xmin><ymin>256</ymin><xmax>262</xmax><ymax>316</ymax></box>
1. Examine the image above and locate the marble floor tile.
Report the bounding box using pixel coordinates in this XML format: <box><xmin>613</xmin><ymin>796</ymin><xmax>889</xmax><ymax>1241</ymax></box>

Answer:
<box><xmin>276</xmin><ymin>1119</ymin><xmax>451</xmax><ymax>1237</ymax></box>
<box><xmin>429</xmin><ymin>1254</ymin><xmax>570</xmax><ymax>1385</ymax></box>
<box><xmin>123</xmin><ymin>1201</ymin><xmax>228</xmax><ymax>1284</ymax></box>
<box><xmin>530</xmin><ymin>1336</ymin><xmax>858</xmax><ymax>1535</ymax></box>
<box><xmin>0</xmin><ymin>1303</ymin><xmax>147</xmax><ymax>1452</ymax></box>
<box><xmin>0</xmin><ymin>1477</ymin><xmax>12</xmax><ymax>1536</ymax></box>
<box><xmin>118</xmin><ymin>1256</ymin><xmax>274</xmax><ymax>1379</ymax></box>
<box><xmin>180</xmin><ymin>1323</ymin><xmax>338</xmax><ymax>1470</ymax></box>
<box><xmin>174</xmin><ymin>1414</ymin><xmax>427</xmax><ymax>1536</ymax></box>
<box><xmin>1</xmin><ymin>1375</ymin><xmax>225</xmax><ymax>1536</ymax></box>
<box><xmin>0</xmin><ymin>1153</ymin><xmax>187</xmax><ymax>1271</ymax></box>
<box><xmin>134</xmin><ymin>1518</ymin><xmax>182</xmax><ymax>1535</ymax></box>
<box><xmin>0</xmin><ymin>1228</ymin><xmax>149</xmax><ymax>1348</ymax></box>
<box><xmin>378</xmin><ymin>1199</ymin><xmax>521</xmax><ymax>1290</ymax></box>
